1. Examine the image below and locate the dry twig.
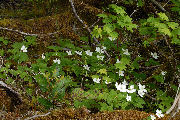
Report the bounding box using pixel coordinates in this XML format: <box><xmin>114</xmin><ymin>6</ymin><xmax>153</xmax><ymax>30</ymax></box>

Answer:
<box><xmin>24</xmin><ymin>112</ymin><xmax>51</xmax><ymax>120</ymax></box>
<box><xmin>0</xmin><ymin>81</ymin><xmax>22</xmax><ymax>106</ymax></box>
<box><xmin>150</xmin><ymin>0</ymin><xmax>166</xmax><ymax>12</ymax></box>
<box><xmin>69</xmin><ymin>0</ymin><xmax>111</xmax><ymax>58</ymax></box>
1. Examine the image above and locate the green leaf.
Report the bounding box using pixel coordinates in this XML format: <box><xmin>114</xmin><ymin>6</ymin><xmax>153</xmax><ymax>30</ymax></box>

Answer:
<box><xmin>109</xmin><ymin>31</ymin><xmax>119</xmax><ymax>39</ymax></box>
<box><xmin>131</xmin><ymin>61</ymin><xmax>139</xmax><ymax>69</ymax></box>
<box><xmin>99</xmin><ymin>102</ymin><xmax>113</xmax><ymax>111</ymax></box>
<box><xmin>47</xmin><ymin>46</ymin><xmax>62</xmax><ymax>51</ymax></box>
<box><xmin>102</xmin><ymin>18</ymin><xmax>113</xmax><ymax>23</ymax></box>
<box><xmin>92</xmin><ymin>75</ymin><xmax>99</xmax><ymax>79</ymax></box>
<box><xmin>103</xmin><ymin>24</ymin><xmax>114</xmax><ymax>33</ymax></box>
<box><xmin>127</xmin><ymin>23</ymin><xmax>137</xmax><ymax>32</ymax></box>
<box><xmin>147</xmin><ymin>17</ymin><xmax>159</xmax><ymax>23</ymax></box>
<box><xmin>103</xmin><ymin>76</ymin><xmax>112</xmax><ymax>83</ymax></box>
<box><xmin>137</xmin><ymin>0</ymin><xmax>144</xmax><ymax>7</ymax></box>
<box><xmin>0</xmin><ymin>37</ymin><xmax>4</xmax><ymax>41</ymax></box>
<box><xmin>139</xmin><ymin>27</ymin><xmax>154</xmax><ymax>35</ymax></box>
<box><xmin>25</xmin><ymin>36</ymin><xmax>36</xmax><ymax>45</ymax></box>
<box><xmin>115</xmin><ymin>57</ymin><xmax>130</xmax><ymax>70</ymax></box>
<box><xmin>124</xmin><ymin>15</ymin><xmax>132</xmax><ymax>23</ymax></box>
<box><xmin>110</xmin><ymin>4</ymin><xmax>126</xmax><ymax>15</ymax></box>
<box><xmin>167</xmin><ymin>22</ymin><xmax>179</xmax><ymax>30</ymax></box>
<box><xmin>121</xmin><ymin>57</ymin><xmax>130</xmax><ymax>65</ymax></box>
<box><xmin>5</xmin><ymin>77</ymin><xmax>14</xmax><ymax>84</ymax></box>
<box><xmin>19</xmin><ymin>53</ymin><xmax>29</xmax><ymax>63</ymax></box>
<box><xmin>158</xmin><ymin>12</ymin><xmax>169</xmax><ymax>21</ymax></box>
<box><xmin>143</xmin><ymin>40</ymin><xmax>150</xmax><ymax>47</ymax></box>
<box><xmin>97</xmin><ymin>13</ymin><xmax>108</xmax><ymax>18</ymax></box>
<box><xmin>153</xmin><ymin>75</ymin><xmax>164</xmax><ymax>83</ymax></box>
<box><xmin>133</xmin><ymin>97</ymin><xmax>145</xmax><ymax>108</ymax></box>
<box><xmin>38</xmin><ymin>97</ymin><xmax>53</xmax><ymax>109</ymax></box>
<box><xmin>172</xmin><ymin>37</ymin><xmax>180</xmax><ymax>45</ymax></box>
<box><xmin>92</xmin><ymin>25</ymin><xmax>102</xmax><ymax>38</ymax></box>
<box><xmin>98</xmin><ymin>69</ymin><xmax>107</xmax><ymax>75</ymax></box>
<box><xmin>0</xmin><ymin>49</ymin><xmax>4</xmax><ymax>56</ymax></box>
<box><xmin>154</xmin><ymin>22</ymin><xmax>171</xmax><ymax>36</ymax></box>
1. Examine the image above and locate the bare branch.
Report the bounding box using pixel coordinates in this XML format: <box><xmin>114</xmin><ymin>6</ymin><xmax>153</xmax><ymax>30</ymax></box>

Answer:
<box><xmin>0</xmin><ymin>27</ymin><xmax>60</xmax><ymax>36</ymax></box>
<box><xmin>150</xmin><ymin>0</ymin><xmax>166</xmax><ymax>12</ymax></box>
<box><xmin>145</xmin><ymin>93</ymin><xmax>157</xmax><ymax>101</ymax></box>
<box><xmin>163</xmin><ymin>0</ymin><xmax>171</xmax><ymax>7</ymax></box>
<box><xmin>130</xmin><ymin>9</ymin><xmax>137</xmax><ymax>18</ymax></box>
<box><xmin>0</xmin><ymin>81</ymin><xmax>22</xmax><ymax>106</ymax></box>
<box><xmin>69</xmin><ymin>0</ymin><xmax>111</xmax><ymax>58</ymax></box>
<box><xmin>0</xmin><ymin>27</ymin><xmax>38</xmax><ymax>36</ymax></box>
<box><xmin>166</xmin><ymin>91</ymin><xmax>180</xmax><ymax>117</ymax></box>
<box><xmin>24</xmin><ymin>112</ymin><xmax>51</xmax><ymax>120</ymax></box>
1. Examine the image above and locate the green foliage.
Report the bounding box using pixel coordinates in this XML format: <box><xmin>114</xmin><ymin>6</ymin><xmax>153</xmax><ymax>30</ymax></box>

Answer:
<box><xmin>92</xmin><ymin>4</ymin><xmax>137</xmax><ymax>40</ymax></box>
<box><xmin>139</xmin><ymin>13</ymin><xmax>180</xmax><ymax>45</ymax></box>
<box><xmin>171</xmin><ymin>0</ymin><xmax>180</xmax><ymax>15</ymax></box>
<box><xmin>156</xmin><ymin>90</ymin><xmax>174</xmax><ymax>112</ymax></box>
<box><xmin>0</xmin><ymin>2</ymin><xmax>179</xmax><ymax>117</ymax></box>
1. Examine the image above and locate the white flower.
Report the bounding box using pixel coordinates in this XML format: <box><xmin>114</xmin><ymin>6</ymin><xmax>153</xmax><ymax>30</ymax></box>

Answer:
<box><xmin>156</xmin><ymin>109</ymin><xmax>164</xmax><ymax>118</ymax></box>
<box><xmin>151</xmin><ymin>52</ymin><xmax>159</xmax><ymax>59</ymax></box>
<box><xmin>100</xmin><ymin>49</ymin><xmax>104</xmax><ymax>54</ymax></box>
<box><xmin>116</xmin><ymin>70</ymin><xmax>124</xmax><ymax>76</ymax></box>
<box><xmin>126</xmin><ymin>94</ymin><xmax>131</xmax><ymax>101</ymax></box>
<box><xmin>138</xmin><ymin>83</ymin><xmax>147</xmax><ymax>97</ymax></box>
<box><xmin>122</xmin><ymin>48</ymin><xmax>130</xmax><ymax>55</ymax></box>
<box><xmin>21</xmin><ymin>45</ymin><xmax>27</xmax><ymax>52</ymax></box>
<box><xmin>95</xmin><ymin>47</ymin><xmax>101</xmax><ymax>53</ymax></box>
<box><xmin>150</xmin><ymin>115</ymin><xmax>156</xmax><ymax>120</ymax></box>
<box><xmin>115</xmin><ymin>82</ymin><xmax>127</xmax><ymax>92</ymax></box>
<box><xmin>122</xmin><ymin>80</ymin><xmax>128</xmax><ymax>86</ymax></box>
<box><xmin>83</xmin><ymin>65</ymin><xmax>90</xmax><ymax>71</ymax></box>
<box><xmin>66</xmin><ymin>51</ymin><xmax>72</xmax><ymax>55</ymax></box>
<box><xmin>138</xmin><ymin>83</ymin><xmax>147</xmax><ymax>92</ymax></box>
<box><xmin>105</xmin><ymin>80</ymin><xmax>111</xmax><ymax>84</ymax></box>
<box><xmin>85</xmin><ymin>50</ymin><xmax>93</xmax><ymax>56</ymax></box>
<box><xmin>138</xmin><ymin>90</ymin><xmax>146</xmax><ymax>97</ymax></box>
<box><xmin>116</xmin><ymin>59</ymin><xmax>121</xmax><ymax>63</ymax></box>
<box><xmin>102</xmin><ymin>46</ymin><xmax>106</xmax><ymax>50</ymax></box>
<box><xmin>161</xmin><ymin>71</ymin><xmax>167</xmax><ymax>76</ymax></box>
<box><xmin>108</xmin><ymin>37</ymin><xmax>116</xmax><ymax>41</ymax></box>
<box><xmin>127</xmin><ymin>85</ymin><xmax>136</xmax><ymax>93</ymax></box>
<box><xmin>42</xmin><ymin>53</ymin><xmax>45</xmax><ymax>59</ymax></box>
<box><xmin>95</xmin><ymin>47</ymin><xmax>106</xmax><ymax>54</ymax></box>
<box><xmin>93</xmin><ymin>78</ymin><xmax>101</xmax><ymax>83</ymax></box>
<box><xmin>75</xmin><ymin>51</ymin><xmax>82</xmax><ymax>55</ymax></box>
<box><xmin>97</xmin><ymin>55</ymin><xmax>104</xmax><ymax>61</ymax></box>
<box><xmin>53</xmin><ymin>58</ymin><xmax>61</xmax><ymax>64</ymax></box>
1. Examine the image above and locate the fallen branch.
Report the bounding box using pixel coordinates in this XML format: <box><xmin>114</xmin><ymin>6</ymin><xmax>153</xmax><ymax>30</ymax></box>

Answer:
<box><xmin>150</xmin><ymin>0</ymin><xmax>166</xmax><ymax>12</ymax></box>
<box><xmin>69</xmin><ymin>0</ymin><xmax>110</xmax><ymax>58</ymax></box>
<box><xmin>0</xmin><ymin>27</ymin><xmax>60</xmax><ymax>36</ymax></box>
<box><xmin>0</xmin><ymin>27</ymin><xmax>38</xmax><ymax>36</ymax></box>
<box><xmin>166</xmin><ymin>90</ymin><xmax>180</xmax><ymax>119</ymax></box>
<box><xmin>24</xmin><ymin>112</ymin><xmax>51</xmax><ymax>120</ymax></box>
<box><xmin>0</xmin><ymin>81</ymin><xmax>22</xmax><ymax>106</ymax></box>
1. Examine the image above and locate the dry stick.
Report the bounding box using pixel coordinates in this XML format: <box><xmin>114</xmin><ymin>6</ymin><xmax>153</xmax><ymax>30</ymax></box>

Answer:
<box><xmin>145</xmin><ymin>93</ymin><xmax>157</xmax><ymax>101</ymax></box>
<box><xmin>0</xmin><ymin>27</ymin><xmax>60</xmax><ymax>36</ymax></box>
<box><xmin>69</xmin><ymin>0</ymin><xmax>110</xmax><ymax>58</ymax></box>
<box><xmin>130</xmin><ymin>9</ymin><xmax>137</xmax><ymax>18</ymax></box>
<box><xmin>163</xmin><ymin>0</ymin><xmax>171</xmax><ymax>7</ymax></box>
<box><xmin>150</xmin><ymin>0</ymin><xmax>166</xmax><ymax>12</ymax></box>
<box><xmin>166</xmin><ymin>91</ymin><xmax>180</xmax><ymax>119</ymax></box>
<box><xmin>0</xmin><ymin>81</ymin><xmax>22</xmax><ymax>106</ymax></box>
<box><xmin>24</xmin><ymin>112</ymin><xmax>51</xmax><ymax>120</ymax></box>
<box><xmin>0</xmin><ymin>27</ymin><xmax>38</xmax><ymax>36</ymax></box>
<box><xmin>163</xmin><ymin>35</ymin><xmax>180</xmax><ymax>119</ymax></box>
